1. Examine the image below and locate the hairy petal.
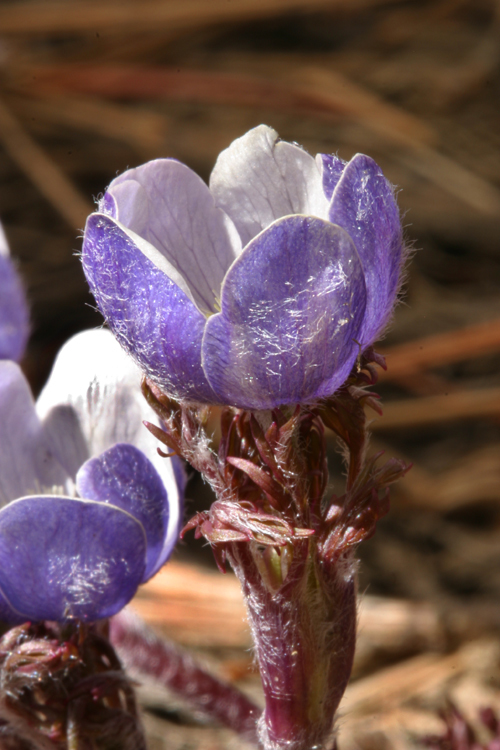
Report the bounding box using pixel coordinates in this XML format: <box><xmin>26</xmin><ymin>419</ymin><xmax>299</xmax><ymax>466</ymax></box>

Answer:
<box><xmin>107</xmin><ymin>159</ymin><xmax>241</xmax><ymax>314</ymax></box>
<box><xmin>329</xmin><ymin>153</ymin><xmax>403</xmax><ymax>346</ymax></box>
<box><xmin>316</xmin><ymin>153</ymin><xmax>347</xmax><ymax>201</ymax></box>
<box><xmin>0</xmin><ymin>495</ymin><xmax>147</xmax><ymax>622</ymax></box>
<box><xmin>202</xmin><ymin>216</ymin><xmax>366</xmax><ymax>409</ymax></box>
<box><xmin>82</xmin><ymin>213</ymin><xmax>217</xmax><ymax>403</ymax></box>
<box><xmin>76</xmin><ymin>444</ymin><xmax>175</xmax><ymax>579</ymax></box>
<box><xmin>0</xmin><ymin>362</ymin><xmax>69</xmax><ymax>507</ymax></box>
<box><xmin>210</xmin><ymin>125</ymin><xmax>329</xmax><ymax>246</ymax></box>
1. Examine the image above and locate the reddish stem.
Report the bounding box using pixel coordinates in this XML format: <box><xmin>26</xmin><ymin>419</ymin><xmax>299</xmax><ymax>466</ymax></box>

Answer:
<box><xmin>110</xmin><ymin>610</ymin><xmax>260</xmax><ymax>745</ymax></box>
<box><xmin>228</xmin><ymin>540</ymin><xmax>357</xmax><ymax>750</ymax></box>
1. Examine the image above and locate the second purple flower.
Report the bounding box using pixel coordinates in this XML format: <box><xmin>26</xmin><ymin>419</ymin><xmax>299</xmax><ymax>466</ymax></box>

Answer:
<box><xmin>83</xmin><ymin>125</ymin><xmax>404</xmax><ymax>409</ymax></box>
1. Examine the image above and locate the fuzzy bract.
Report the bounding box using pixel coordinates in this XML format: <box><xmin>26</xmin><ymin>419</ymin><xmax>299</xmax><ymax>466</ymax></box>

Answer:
<box><xmin>0</xmin><ymin>221</ymin><xmax>29</xmax><ymax>362</ymax></box>
<box><xmin>82</xmin><ymin>125</ymin><xmax>404</xmax><ymax>409</ymax></box>
<box><xmin>0</xmin><ymin>329</ymin><xmax>184</xmax><ymax>623</ymax></box>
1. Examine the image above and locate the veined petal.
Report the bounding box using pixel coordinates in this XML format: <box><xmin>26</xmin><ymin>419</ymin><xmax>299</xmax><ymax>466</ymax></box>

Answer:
<box><xmin>0</xmin><ymin>495</ymin><xmax>147</xmax><ymax>622</ymax></box>
<box><xmin>329</xmin><ymin>154</ymin><xmax>403</xmax><ymax>346</ymax></box>
<box><xmin>37</xmin><ymin>328</ymin><xmax>185</xmax><ymax>517</ymax></box>
<box><xmin>37</xmin><ymin>328</ymin><xmax>147</xmax><ymax>473</ymax></box>
<box><xmin>82</xmin><ymin>213</ymin><xmax>217</xmax><ymax>403</ymax></box>
<box><xmin>38</xmin><ymin>405</ymin><xmax>89</xmax><ymax>483</ymax></box>
<box><xmin>0</xmin><ymin>362</ymin><xmax>69</xmax><ymax>507</ymax></box>
<box><xmin>107</xmin><ymin>159</ymin><xmax>241</xmax><ymax>315</ymax></box>
<box><xmin>76</xmin><ymin>444</ymin><xmax>176</xmax><ymax>580</ymax></box>
<box><xmin>209</xmin><ymin>125</ymin><xmax>329</xmax><ymax>246</ymax></box>
<box><xmin>316</xmin><ymin>153</ymin><xmax>347</xmax><ymax>201</ymax></box>
<box><xmin>202</xmin><ymin>216</ymin><xmax>366</xmax><ymax>409</ymax></box>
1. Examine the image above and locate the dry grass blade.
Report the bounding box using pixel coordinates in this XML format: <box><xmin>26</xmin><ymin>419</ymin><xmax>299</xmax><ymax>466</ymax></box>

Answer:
<box><xmin>132</xmin><ymin>562</ymin><xmax>250</xmax><ymax>648</ymax></box>
<box><xmin>341</xmin><ymin>639</ymin><xmax>495</xmax><ymax>718</ymax></box>
<box><xmin>381</xmin><ymin>319</ymin><xmax>500</xmax><ymax>380</ymax></box>
<box><xmin>397</xmin><ymin>143</ymin><xmax>500</xmax><ymax>217</ymax></box>
<box><xmin>12</xmin><ymin>64</ymin><xmax>352</xmax><ymax>119</ymax></box>
<box><xmin>373</xmin><ymin>386</ymin><xmax>500</xmax><ymax>430</ymax></box>
<box><xmin>0</xmin><ymin>0</ymin><xmax>404</xmax><ymax>36</ymax></box>
<box><xmin>296</xmin><ymin>65</ymin><xmax>437</xmax><ymax>146</ymax></box>
<box><xmin>9</xmin><ymin>94</ymin><xmax>169</xmax><ymax>156</ymax></box>
<box><xmin>0</xmin><ymin>97</ymin><xmax>91</xmax><ymax>228</ymax></box>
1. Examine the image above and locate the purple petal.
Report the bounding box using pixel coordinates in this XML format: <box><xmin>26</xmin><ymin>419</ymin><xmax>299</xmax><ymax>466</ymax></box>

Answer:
<box><xmin>209</xmin><ymin>125</ymin><xmax>329</xmax><ymax>246</ymax></box>
<box><xmin>0</xmin><ymin>253</ymin><xmax>29</xmax><ymax>363</ymax></box>
<box><xmin>329</xmin><ymin>154</ymin><xmax>403</xmax><ymax>346</ymax></box>
<box><xmin>76</xmin><ymin>443</ymin><xmax>176</xmax><ymax>579</ymax></box>
<box><xmin>0</xmin><ymin>495</ymin><xmax>147</xmax><ymax>622</ymax></box>
<box><xmin>0</xmin><ymin>362</ymin><xmax>69</xmax><ymax>506</ymax></box>
<box><xmin>106</xmin><ymin>159</ymin><xmax>241</xmax><ymax>315</ymax></box>
<box><xmin>202</xmin><ymin>216</ymin><xmax>366</xmax><ymax>409</ymax></box>
<box><xmin>316</xmin><ymin>153</ymin><xmax>347</xmax><ymax>201</ymax></box>
<box><xmin>0</xmin><ymin>593</ymin><xmax>25</xmax><ymax>624</ymax></box>
<box><xmin>82</xmin><ymin>213</ymin><xmax>217</xmax><ymax>403</ymax></box>
<box><xmin>100</xmin><ymin>191</ymin><xmax>117</xmax><ymax>218</ymax></box>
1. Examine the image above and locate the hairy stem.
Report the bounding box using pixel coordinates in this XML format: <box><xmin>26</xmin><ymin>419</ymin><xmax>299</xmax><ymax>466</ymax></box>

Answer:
<box><xmin>228</xmin><ymin>540</ymin><xmax>357</xmax><ymax>750</ymax></box>
<box><xmin>110</xmin><ymin>610</ymin><xmax>261</xmax><ymax>744</ymax></box>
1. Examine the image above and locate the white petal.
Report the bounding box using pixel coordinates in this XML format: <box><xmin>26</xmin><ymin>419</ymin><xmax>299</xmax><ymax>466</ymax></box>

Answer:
<box><xmin>0</xmin><ymin>220</ymin><xmax>9</xmax><ymax>258</ymax></box>
<box><xmin>0</xmin><ymin>362</ymin><xmax>69</xmax><ymax>505</ymax></box>
<box><xmin>36</xmin><ymin>329</ymin><xmax>184</xmax><ymax>512</ymax></box>
<box><xmin>108</xmin><ymin>159</ymin><xmax>241</xmax><ymax>315</ymax></box>
<box><xmin>37</xmin><ymin>329</ymin><xmax>145</xmax><ymax>463</ymax></box>
<box><xmin>209</xmin><ymin>124</ymin><xmax>329</xmax><ymax>246</ymax></box>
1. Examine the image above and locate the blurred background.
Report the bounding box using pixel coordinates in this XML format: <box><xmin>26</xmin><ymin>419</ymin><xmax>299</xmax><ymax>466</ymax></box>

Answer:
<box><xmin>1</xmin><ymin>0</ymin><xmax>500</xmax><ymax>747</ymax></box>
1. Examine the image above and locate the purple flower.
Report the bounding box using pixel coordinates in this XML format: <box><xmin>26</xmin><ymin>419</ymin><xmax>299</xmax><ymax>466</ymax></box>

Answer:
<box><xmin>82</xmin><ymin>125</ymin><xmax>404</xmax><ymax>410</ymax></box>
<box><xmin>0</xmin><ymin>221</ymin><xmax>29</xmax><ymax>362</ymax></box>
<box><xmin>0</xmin><ymin>329</ymin><xmax>183</xmax><ymax>623</ymax></box>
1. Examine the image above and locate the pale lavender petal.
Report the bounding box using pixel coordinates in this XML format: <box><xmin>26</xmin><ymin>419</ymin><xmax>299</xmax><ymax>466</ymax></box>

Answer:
<box><xmin>82</xmin><ymin>213</ymin><xmax>217</xmax><ymax>403</ymax></box>
<box><xmin>0</xmin><ymin>253</ymin><xmax>29</xmax><ymax>362</ymax></box>
<box><xmin>107</xmin><ymin>159</ymin><xmax>241</xmax><ymax>314</ymax></box>
<box><xmin>0</xmin><ymin>495</ymin><xmax>147</xmax><ymax>622</ymax></box>
<box><xmin>202</xmin><ymin>216</ymin><xmax>366</xmax><ymax>409</ymax></box>
<box><xmin>0</xmin><ymin>221</ymin><xmax>9</xmax><ymax>258</ymax></box>
<box><xmin>316</xmin><ymin>153</ymin><xmax>346</xmax><ymax>201</ymax></box>
<box><xmin>37</xmin><ymin>329</ymin><xmax>185</xmax><ymax>522</ymax></box>
<box><xmin>37</xmin><ymin>329</ymin><xmax>146</xmax><ymax>468</ymax></box>
<box><xmin>0</xmin><ymin>362</ymin><xmax>69</xmax><ymax>507</ymax></box>
<box><xmin>76</xmin><ymin>444</ymin><xmax>176</xmax><ymax>579</ymax></box>
<box><xmin>40</xmin><ymin>404</ymin><xmax>89</xmax><ymax>480</ymax></box>
<box><xmin>329</xmin><ymin>153</ymin><xmax>403</xmax><ymax>346</ymax></box>
<box><xmin>209</xmin><ymin>125</ymin><xmax>329</xmax><ymax>246</ymax></box>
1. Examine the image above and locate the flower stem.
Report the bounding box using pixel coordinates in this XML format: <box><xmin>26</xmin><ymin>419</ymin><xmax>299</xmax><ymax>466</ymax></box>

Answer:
<box><xmin>110</xmin><ymin>610</ymin><xmax>261</xmax><ymax>745</ymax></box>
<box><xmin>228</xmin><ymin>540</ymin><xmax>357</xmax><ymax>750</ymax></box>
